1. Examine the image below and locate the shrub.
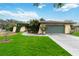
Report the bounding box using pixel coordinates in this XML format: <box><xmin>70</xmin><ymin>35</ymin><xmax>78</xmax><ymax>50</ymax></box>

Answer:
<box><xmin>28</xmin><ymin>19</ymin><xmax>40</xmax><ymax>33</ymax></box>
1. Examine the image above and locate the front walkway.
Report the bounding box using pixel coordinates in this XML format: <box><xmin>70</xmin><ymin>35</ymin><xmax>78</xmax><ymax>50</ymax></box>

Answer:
<box><xmin>48</xmin><ymin>34</ymin><xmax>79</xmax><ymax>56</ymax></box>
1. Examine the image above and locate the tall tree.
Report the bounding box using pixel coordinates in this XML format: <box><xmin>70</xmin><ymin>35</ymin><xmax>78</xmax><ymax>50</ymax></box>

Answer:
<box><xmin>33</xmin><ymin>3</ymin><xmax>65</xmax><ymax>8</ymax></box>
<box><xmin>40</xmin><ymin>18</ymin><xmax>45</xmax><ymax>21</ymax></box>
<box><xmin>28</xmin><ymin>19</ymin><xmax>40</xmax><ymax>33</ymax></box>
<box><xmin>33</xmin><ymin>3</ymin><xmax>41</xmax><ymax>7</ymax></box>
<box><xmin>53</xmin><ymin>3</ymin><xmax>65</xmax><ymax>8</ymax></box>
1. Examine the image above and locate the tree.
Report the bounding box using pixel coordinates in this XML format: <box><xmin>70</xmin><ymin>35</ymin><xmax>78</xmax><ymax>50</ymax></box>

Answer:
<box><xmin>3</xmin><ymin>19</ymin><xmax>17</xmax><ymax>31</ymax></box>
<box><xmin>33</xmin><ymin>3</ymin><xmax>65</xmax><ymax>8</ymax></box>
<box><xmin>40</xmin><ymin>18</ymin><xmax>45</xmax><ymax>21</ymax></box>
<box><xmin>33</xmin><ymin>3</ymin><xmax>41</xmax><ymax>7</ymax></box>
<box><xmin>0</xmin><ymin>19</ymin><xmax>18</xmax><ymax>42</ymax></box>
<box><xmin>53</xmin><ymin>3</ymin><xmax>65</xmax><ymax>8</ymax></box>
<box><xmin>28</xmin><ymin>19</ymin><xmax>40</xmax><ymax>33</ymax></box>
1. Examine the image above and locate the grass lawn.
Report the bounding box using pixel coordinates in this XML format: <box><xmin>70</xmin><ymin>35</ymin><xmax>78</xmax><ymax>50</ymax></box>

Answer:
<box><xmin>72</xmin><ymin>32</ymin><xmax>79</xmax><ymax>36</ymax></box>
<box><xmin>0</xmin><ymin>33</ymin><xmax>71</xmax><ymax>56</ymax></box>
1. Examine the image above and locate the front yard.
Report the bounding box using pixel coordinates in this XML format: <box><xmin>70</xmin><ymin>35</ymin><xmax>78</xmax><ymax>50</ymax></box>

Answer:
<box><xmin>0</xmin><ymin>33</ymin><xmax>71</xmax><ymax>56</ymax></box>
<box><xmin>72</xmin><ymin>32</ymin><xmax>79</xmax><ymax>36</ymax></box>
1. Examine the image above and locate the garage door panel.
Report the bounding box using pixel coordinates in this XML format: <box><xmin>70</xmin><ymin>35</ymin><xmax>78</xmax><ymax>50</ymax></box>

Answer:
<box><xmin>46</xmin><ymin>25</ymin><xmax>64</xmax><ymax>33</ymax></box>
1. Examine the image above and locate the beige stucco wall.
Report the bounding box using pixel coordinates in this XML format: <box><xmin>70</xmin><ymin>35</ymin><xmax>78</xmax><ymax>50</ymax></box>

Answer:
<box><xmin>65</xmin><ymin>24</ymin><xmax>71</xmax><ymax>34</ymax></box>
<box><xmin>38</xmin><ymin>24</ymin><xmax>72</xmax><ymax>34</ymax></box>
<box><xmin>38</xmin><ymin>28</ymin><xmax>42</xmax><ymax>34</ymax></box>
<box><xmin>38</xmin><ymin>24</ymin><xmax>46</xmax><ymax>34</ymax></box>
<box><xmin>13</xmin><ymin>26</ymin><xmax>17</xmax><ymax>33</ymax></box>
<box><xmin>20</xmin><ymin>26</ymin><xmax>26</xmax><ymax>32</ymax></box>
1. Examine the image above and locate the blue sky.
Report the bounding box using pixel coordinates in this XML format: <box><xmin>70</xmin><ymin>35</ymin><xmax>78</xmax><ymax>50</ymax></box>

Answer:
<box><xmin>0</xmin><ymin>3</ymin><xmax>79</xmax><ymax>22</ymax></box>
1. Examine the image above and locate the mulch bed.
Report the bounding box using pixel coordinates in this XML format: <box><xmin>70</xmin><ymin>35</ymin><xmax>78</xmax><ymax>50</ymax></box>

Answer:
<box><xmin>0</xmin><ymin>32</ymin><xmax>15</xmax><ymax>43</ymax></box>
<box><xmin>0</xmin><ymin>32</ymin><xmax>16</xmax><ymax>36</ymax></box>
<box><xmin>0</xmin><ymin>39</ymin><xmax>11</xmax><ymax>43</ymax></box>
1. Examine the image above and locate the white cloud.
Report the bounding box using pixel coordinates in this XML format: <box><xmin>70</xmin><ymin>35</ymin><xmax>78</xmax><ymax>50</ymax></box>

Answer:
<box><xmin>56</xmin><ymin>4</ymin><xmax>79</xmax><ymax>12</ymax></box>
<box><xmin>0</xmin><ymin>8</ymin><xmax>39</xmax><ymax>21</ymax></box>
<box><xmin>46</xmin><ymin>18</ymin><xmax>65</xmax><ymax>21</ymax></box>
<box><xmin>38</xmin><ymin>4</ymin><xmax>46</xmax><ymax>9</ymax></box>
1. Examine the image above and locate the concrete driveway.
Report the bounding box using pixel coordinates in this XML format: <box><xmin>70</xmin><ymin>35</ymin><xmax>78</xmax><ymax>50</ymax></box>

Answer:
<box><xmin>48</xmin><ymin>34</ymin><xmax>79</xmax><ymax>56</ymax></box>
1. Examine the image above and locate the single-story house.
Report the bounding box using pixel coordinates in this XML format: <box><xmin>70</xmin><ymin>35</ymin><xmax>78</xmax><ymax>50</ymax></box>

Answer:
<box><xmin>38</xmin><ymin>21</ymin><xmax>75</xmax><ymax>34</ymax></box>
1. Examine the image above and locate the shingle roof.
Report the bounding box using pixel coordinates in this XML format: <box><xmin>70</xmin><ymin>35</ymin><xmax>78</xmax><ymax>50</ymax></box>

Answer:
<box><xmin>40</xmin><ymin>21</ymin><xmax>76</xmax><ymax>24</ymax></box>
<box><xmin>73</xmin><ymin>23</ymin><xmax>79</xmax><ymax>26</ymax></box>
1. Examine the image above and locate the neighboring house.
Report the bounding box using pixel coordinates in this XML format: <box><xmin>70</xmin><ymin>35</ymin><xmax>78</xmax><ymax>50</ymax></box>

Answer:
<box><xmin>39</xmin><ymin>21</ymin><xmax>75</xmax><ymax>34</ymax></box>
<box><xmin>73</xmin><ymin>23</ymin><xmax>79</xmax><ymax>32</ymax></box>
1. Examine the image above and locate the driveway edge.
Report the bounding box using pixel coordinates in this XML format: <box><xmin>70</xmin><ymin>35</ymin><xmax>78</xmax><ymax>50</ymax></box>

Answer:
<box><xmin>48</xmin><ymin>35</ymin><xmax>74</xmax><ymax>56</ymax></box>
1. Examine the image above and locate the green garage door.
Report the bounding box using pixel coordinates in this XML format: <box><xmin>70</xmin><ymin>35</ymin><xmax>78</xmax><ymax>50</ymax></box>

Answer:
<box><xmin>46</xmin><ymin>25</ymin><xmax>64</xmax><ymax>33</ymax></box>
